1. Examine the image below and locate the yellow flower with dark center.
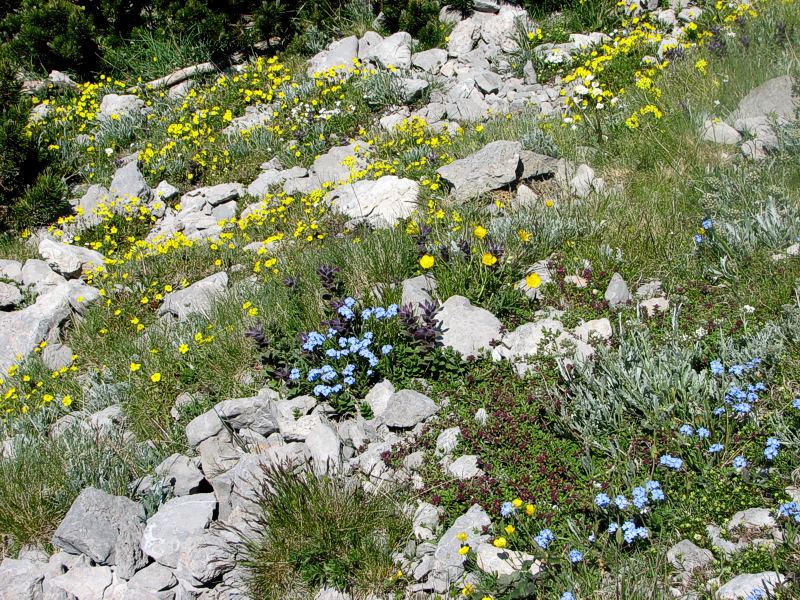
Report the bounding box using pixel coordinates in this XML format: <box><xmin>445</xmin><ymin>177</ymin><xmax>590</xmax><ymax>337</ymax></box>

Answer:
<box><xmin>419</xmin><ymin>254</ymin><xmax>435</xmax><ymax>269</ymax></box>
<box><xmin>482</xmin><ymin>252</ymin><xmax>498</xmax><ymax>266</ymax></box>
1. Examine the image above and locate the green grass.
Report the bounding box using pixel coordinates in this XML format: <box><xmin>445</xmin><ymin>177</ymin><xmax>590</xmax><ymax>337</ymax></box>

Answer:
<box><xmin>0</xmin><ymin>426</ymin><xmax>160</xmax><ymax>555</ymax></box>
<box><xmin>238</xmin><ymin>466</ymin><xmax>411</xmax><ymax>598</ymax></box>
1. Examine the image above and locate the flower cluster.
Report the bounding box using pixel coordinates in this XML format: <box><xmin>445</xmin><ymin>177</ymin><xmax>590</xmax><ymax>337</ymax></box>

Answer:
<box><xmin>777</xmin><ymin>501</ymin><xmax>800</xmax><ymax>523</ymax></box>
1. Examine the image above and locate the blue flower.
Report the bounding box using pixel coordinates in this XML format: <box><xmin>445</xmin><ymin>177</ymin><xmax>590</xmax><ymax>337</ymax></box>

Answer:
<box><xmin>361</xmin><ymin>308</ymin><xmax>373</xmax><ymax>320</ymax></box>
<box><xmin>500</xmin><ymin>501</ymin><xmax>515</xmax><ymax>517</ymax></box>
<box><xmin>337</xmin><ymin>305</ymin><xmax>355</xmax><ymax>320</ymax></box>
<box><xmin>534</xmin><ymin>529</ymin><xmax>555</xmax><ymax>549</ymax></box>
<box><xmin>708</xmin><ymin>443</ymin><xmax>724</xmax><ymax>454</ymax></box>
<box><xmin>561</xmin><ymin>593</ymin><xmax>575</xmax><ymax>600</ymax></box>
<box><xmin>793</xmin><ymin>398</ymin><xmax>800</xmax><ymax>410</ymax></box>
<box><xmin>694</xmin><ymin>234</ymin><xmax>704</xmax><ymax>244</ymax></box>
<box><xmin>702</xmin><ymin>219</ymin><xmax>713</xmax><ymax>230</ymax></box>
<box><xmin>777</xmin><ymin>501</ymin><xmax>800</xmax><ymax>523</ymax></box>
<box><xmin>713</xmin><ymin>407</ymin><xmax>726</xmax><ymax>416</ymax></box>
<box><xmin>373</xmin><ymin>307</ymin><xmax>386</xmax><ymax>319</ymax></box>
<box><xmin>729</xmin><ymin>364</ymin><xmax>745</xmax><ymax>376</ymax></box>
<box><xmin>568</xmin><ymin>549</ymin><xmax>584</xmax><ymax>563</ymax></box>
<box><xmin>621</xmin><ymin>520</ymin><xmax>638</xmax><ymax>543</ymax></box>
<box><xmin>744</xmin><ymin>589</ymin><xmax>765</xmax><ymax>600</ymax></box>
<box><xmin>679</xmin><ymin>424</ymin><xmax>694</xmax><ymax>436</ymax></box>
<box><xmin>594</xmin><ymin>493</ymin><xmax>611</xmax><ymax>509</ymax></box>
<box><xmin>732</xmin><ymin>456</ymin><xmax>748</xmax><ymax>469</ymax></box>
<box><xmin>614</xmin><ymin>495</ymin><xmax>629</xmax><ymax>510</ymax></box>
<box><xmin>302</xmin><ymin>331</ymin><xmax>326</xmax><ymax>351</ymax></box>
<box><xmin>289</xmin><ymin>368</ymin><xmax>300</xmax><ymax>381</ymax></box>
<box><xmin>381</xmin><ymin>344</ymin><xmax>393</xmax><ymax>355</ymax></box>
<box><xmin>386</xmin><ymin>303</ymin><xmax>399</xmax><ymax>318</ymax></box>
<box><xmin>650</xmin><ymin>487</ymin><xmax>665</xmax><ymax>501</ymax></box>
<box><xmin>732</xmin><ymin>402</ymin><xmax>752</xmax><ymax>415</ymax></box>
<box><xmin>632</xmin><ymin>487</ymin><xmax>648</xmax><ymax>510</ymax></box>
<box><xmin>696</xmin><ymin>427</ymin><xmax>710</xmax><ymax>439</ymax></box>
<box><xmin>344</xmin><ymin>297</ymin><xmax>356</xmax><ymax>308</ymax></box>
<box><xmin>710</xmin><ymin>359</ymin><xmax>724</xmax><ymax>375</ymax></box>
<box><xmin>764</xmin><ymin>437</ymin><xmax>781</xmax><ymax>460</ymax></box>
<box><xmin>344</xmin><ymin>376</ymin><xmax>355</xmax><ymax>386</ymax></box>
<box><xmin>660</xmin><ymin>454</ymin><xmax>683</xmax><ymax>470</ymax></box>
<box><xmin>588</xmin><ymin>533</ymin><xmax>596</xmax><ymax>543</ymax></box>
<box><xmin>608</xmin><ymin>522</ymin><xmax>619</xmax><ymax>533</ymax></box>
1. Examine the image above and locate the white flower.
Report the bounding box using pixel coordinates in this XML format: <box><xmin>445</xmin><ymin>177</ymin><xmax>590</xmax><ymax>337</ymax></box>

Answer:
<box><xmin>574</xmin><ymin>84</ymin><xmax>589</xmax><ymax>95</ymax></box>
<box><xmin>694</xmin><ymin>327</ymin><xmax>707</xmax><ymax>339</ymax></box>
<box><xmin>104</xmin><ymin>148</ymin><xmax>114</xmax><ymax>156</ymax></box>
<box><xmin>743</xmin><ymin>304</ymin><xmax>755</xmax><ymax>314</ymax></box>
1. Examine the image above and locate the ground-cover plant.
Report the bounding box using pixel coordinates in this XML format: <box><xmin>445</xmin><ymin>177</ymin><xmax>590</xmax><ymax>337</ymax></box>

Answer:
<box><xmin>238</xmin><ymin>465</ymin><xmax>411</xmax><ymax>598</ymax></box>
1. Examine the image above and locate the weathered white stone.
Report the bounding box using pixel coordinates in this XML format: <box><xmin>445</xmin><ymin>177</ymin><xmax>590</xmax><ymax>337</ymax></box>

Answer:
<box><xmin>433</xmin><ymin>504</ymin><xmax>491</xmax><ymax>580</ymax></box>
<box><xmin>141</xmin><ymin>494</ymin><xmax>217</xmax><ymax>568</ymax></box>
<box><xmin>0</xmin><ymin>558</ymin><xmax>45</xmax><ymax>600</ymax></box>
<box><xmin>437</xmin><ymin>141</ymin><xmax>522</xmax><ymax>199</ymax></box>
<box><xmin>475</xmin><ymin>543</ymin><xmax>540</xmax><ymax>577</ymax></box>
<box><xmin>306</xmin><ymin>419</ymin><xmax>342</xmax><ymax>475</ymax></box>
<box><xmin>436</xmin><ymin>295</ymin><xmax>502</xmax><ymax>357</ymax></box>
<box><xmin>446</xmin><ymin>455</ymin><xmax>483</xmax><ymax>480</ymax></box>
<box><xmin>99</xmin><ymin>94</ymin><xmax>145</xmax><ymax>121</ymax></box>
<box><xmin>157</xmin><ymin>271</ymin><xmax>228</xmax><ymax>322</ymax></box>
<box><xmin>53</xmin><ymin>487</ymin><xmax>146</xmax><ymax>579</ymax></box>
<box><xmin>667</xmin><ymin>539</ymin><xmax>714</xmax><ymax>573</ymax></box>
<box><xmin>38</xmin><ymin>239</ymin><xmax>105</xmax><ymax>278</ymax></box>
<box><xmin>326</xmin><ymin>176</ymin><xmax>419</xmax><ymax>228</ymax></box>
<box><xmin>382</xmin><ymin>389</ymin><xmax>439</xmax><ymax>429</ymax></box>
<box><xmin>309</xmin><ymin>36</ymin><xmax>359</xmax><ymax>75</ymax></box>
<box><xmin>368</xmin><ymin>32</ymin><xmax>413</xmax><ymax>69</ymax></box>
<box><xmin>715</xmin><ymin>572</ymin><xmax>786</xmax><ymax>599</ymax></box>
<box><xmin>0</xmin><ymin>282</ymin><xmax>22</xmax><ymax>309</ymax></box>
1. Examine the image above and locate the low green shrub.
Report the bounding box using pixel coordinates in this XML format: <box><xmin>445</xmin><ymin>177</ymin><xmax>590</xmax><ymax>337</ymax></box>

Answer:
<box><xmin>2</xmin><ymin>0</ymin><xmax>100</xmax><ymax>75</ymax></box>
<box><xmin>239</xmin><ymin>466</ymin><xmax>410</xmax><ymax>597</ymax></box>
<box><xmin>0</xmin><ymin>49</ymin><xmax>68</xmax><ymax>231</ymax></box>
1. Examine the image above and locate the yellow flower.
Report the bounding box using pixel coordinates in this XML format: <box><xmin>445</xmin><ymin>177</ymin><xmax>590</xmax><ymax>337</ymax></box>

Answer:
<box><xmin>517</xmin><ymin>229</ymin><xmax>532</xmax><ymax>243</ymax></box>
<box><xmin>505</xmin><ymin>524</ymin><xmax>515</xmax><ymax>535</ymax></box>
<box><xmin>696</xmin><ymin>58</ymin><xmax>707</xmax><ymax>73</ymax></box>
<box><xmin>419</xmin><ymin>254</ymin><xmax>435</xmax><ymax>269</ymax></box>
<box><xmin>178</xmin><ymin>344</ymin><xmax>189</xmax><ymax>354</ymax></box>
<box><xmin>481</xmin><ymin>252</ymin><xmax>498</xmax><ymax>266</ymax></box>
<box><xmin>457</xmin><ymin>532</ymin><xmax>468</xmax><ymax>542</ymax></box>
<box><xmin>525</xmin><ymin>273</ymin><xmax>542</xmax><ymax>289</ymax></box>
<box><xmin>130</xmin><ymin>362</ymin><xmax>141</xmax><ymax>372</ymax></box>
<box><xmin>473</xmin><ymin>225</ymin><xmax>488</xmax><ymax>239</ymax></box>
<box><xmin>526</xmin><ymin>504</ymin><xmax>536</xmax><ymax>516</ymax></box>
<box><xmin>62</xmin><ymin>395</ymin><xmax>73</xmax><ymax>407</ymax></box>
<box><xmin>512</xmin><ymin>498</ymin><xmax>523</xmax><ymax>508</ymax></box>
<box><xmin>545</xmin><ymin>199</ymin><xmax>554</xmax><ymax>208</ymax></box>
<box><xmin>458</xmin><ymin>545</ymin><xmax>470</xmax><ymax>555</ymax></box>
<box><xmin>493</xmin><ymin>537</ymin><xmax>507</xmax><ymax>549</ymax></box>
<box><xmin>461</xmin><ymin>583</ymin><xmax>475</xmax><ymax>596</ymax></box>
<box><xmin>150</xmin><ymin>372</ymin><xmax>162</xmax><ymax>383</ymax></box>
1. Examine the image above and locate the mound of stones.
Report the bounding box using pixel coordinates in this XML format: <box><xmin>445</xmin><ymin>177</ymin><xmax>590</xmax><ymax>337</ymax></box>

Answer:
<box><xmin>0</xmin><ymin>239</ymin><xmax>104</xmax><ymax>372</ymax></box>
